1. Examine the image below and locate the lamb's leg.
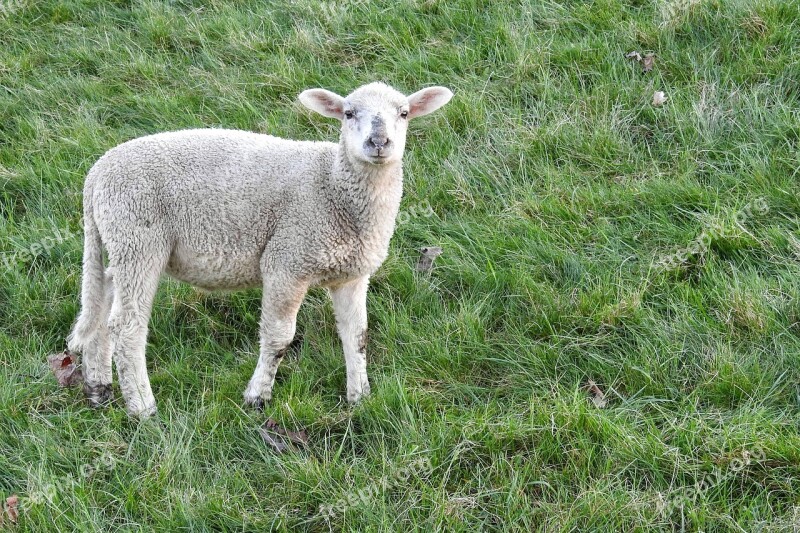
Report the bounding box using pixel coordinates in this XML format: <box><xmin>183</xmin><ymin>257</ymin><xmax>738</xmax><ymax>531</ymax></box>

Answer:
<box><xmin>80</xmin><ymin>274</ymin><xmax>115</xmax><ymax>406</ymax></box>
<box><xmin>330</xmin><ymin>276</ymin><xmax>371</xmax><ymax>403</ymax></box>
<box><xmin>66</xmin><ymin>208</ymin><xmax>113</xmax><ymax>405</ymax></box>
<box><xmin>106</xmin><ymin>246</ymin><xmax>167</xmax><ymax>418</ymax></box>
<box><xmin>244</xmin><ymin>275</ymin><xmax>308</xmax><ymax>408</ymax></box>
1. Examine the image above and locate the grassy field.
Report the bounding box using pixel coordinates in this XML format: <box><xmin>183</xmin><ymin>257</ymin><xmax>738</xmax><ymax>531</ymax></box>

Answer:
<box><xmin>1</xmin><ymin>0</ymin><xmax>799</xmax><ymax>530</ymax></box>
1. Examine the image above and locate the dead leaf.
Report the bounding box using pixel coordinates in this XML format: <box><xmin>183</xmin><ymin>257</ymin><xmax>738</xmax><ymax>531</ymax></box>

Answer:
<box><xmin>625</xmin><ymin>51</ymin><xmax>655</xmax><ymax>73</ymax></box>
<box><xmin>259</xmin><ymin>418</ymin><xmax>308</xmax><ymax>453</ymax></box>
<box><xmin>652</xmin><ymin>91</ymin><xmax>668</xmax><ymax>106</ymax></box>
<box><xmin>625</xmin><ymin>50</ymin><xmax>642</xmax><ymax>62</ymax></box>
<box><xmin>642</xmin><ymin>54</ymin><xmax>655</xmax><ymax>72</ymax></box>
<box><xmin>48</xmin><ymin>350</ymin><xmax>84</xmax><ymax>387</ymax></box>
<box><xmin>259</xmin><ymin>429</ymin><xmax>290</xmax><ymax>454</ymax></box>
<box><xmin>586</xmin><ymin>380</ymin><xmax>608</xmax><ymax>408</ymax></box>
<box><xmin>5</xmin><ymin>494</ymin><xmax>18</xmax><ymax>523</ymax></box>
<box><xmin>263</xmin><ymin>418</ymin><xmax>308</xmax><ymax>445</ymax></box>
<box><xmin>416</xmin><ymin>246</ymin><xmax>443</xmax><ymax>272</ymax></box>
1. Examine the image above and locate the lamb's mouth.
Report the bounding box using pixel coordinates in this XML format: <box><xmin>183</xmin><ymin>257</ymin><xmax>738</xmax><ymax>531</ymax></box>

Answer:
<box><xmin>365</xmin><ymin>152</ymin><xmax>392</xmax><ymax>164</ymax></box>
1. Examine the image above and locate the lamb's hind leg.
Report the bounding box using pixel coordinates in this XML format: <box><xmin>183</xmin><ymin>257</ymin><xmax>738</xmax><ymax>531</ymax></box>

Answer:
<box><xmin>106</xmin><ymin>242</ymin><xmax>168</xmax><ymax>418</ymax></box>
<box><xmin>244</xmin><ymin>273</ymin><xmax>309</xmax><ymax>408</ymax></box>
<box><xmin>71</xmin><ymin>272</ymin><xmax>115</xmax><ymax>407</ymax></box>
<box><xmin>67</xmin><ymin>209</ymin><xmax>114</xmax><ymax>406</ymax></box>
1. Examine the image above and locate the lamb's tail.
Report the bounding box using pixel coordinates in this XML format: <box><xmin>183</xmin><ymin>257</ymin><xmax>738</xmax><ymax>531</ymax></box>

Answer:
<box><xmin>66</xmin><ymin>180</ymin><xmax>107</xmax><ymax>353</ymax></box>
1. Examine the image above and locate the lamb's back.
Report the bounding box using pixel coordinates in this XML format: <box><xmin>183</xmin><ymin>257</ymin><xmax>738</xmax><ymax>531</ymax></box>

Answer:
<box><xmin>87</xmin><ymin>128</ymin><xmax>337</xmax><ymax>290</ymax></box>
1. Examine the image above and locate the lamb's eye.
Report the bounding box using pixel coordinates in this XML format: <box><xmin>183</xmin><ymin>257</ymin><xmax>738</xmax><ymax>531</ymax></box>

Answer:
<box><xmin>344</xmin><ymin>110</ymin><xmax>355</xmax><ymax>119</ymax></box>
<box><xmin>400</xmin><ymin>110</ymin><xmax>409</xmax><ymax>118</ymax></box>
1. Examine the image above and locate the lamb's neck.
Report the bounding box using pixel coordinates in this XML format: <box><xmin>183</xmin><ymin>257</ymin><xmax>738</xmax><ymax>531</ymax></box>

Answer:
<box><xmin>329</xmin><ymin>144</ymin><xmax>404</xmax><ymax>240</ymax></box>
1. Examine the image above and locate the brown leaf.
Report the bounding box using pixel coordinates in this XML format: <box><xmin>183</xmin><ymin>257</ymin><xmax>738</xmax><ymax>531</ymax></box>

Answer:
<box><xmin>47</xmin><ymin>350</ymin><xmax>84</xmax><ymax>387</ymax></box>
<box><xmin>5</xmin><ymin>494</ymin><xmax>18</xmax><ymax>523</ymax></box>
<box><xmin>416</xmin><ymin>246</ymin><xmax>443</xmax><ymax>272</ymax></box>
<box><xmin>586</xmin><ymin>380</ymin><xmax>608</xmax><ymax>408</ymax></box>
<box><xmin>625</xmin><ymin>51</ymin><xmax>655</xmax><ymax>73</ymax></box>
<box><xmin>264</xmin><ymin>418</ymin><xmax>309</xmax><ymax>446</ymax></box>
<box><xmin>264</xmin><ymin>418</ymin><xmax>308</xmax><ymax>446</ymax></box>
<box><xmin>259</xmin><ymin>429</ymin><xmax>290</xmax><ymax>454</ymax></box>
<box><xmin>642</xmin><ymin>54</ymin><xmax>655</xmax><ymax>73</ymax></box>
<box><xmin>259</xmin><ymin>419</ymin><xmax>309</xmax><ymax>453</ymax></box>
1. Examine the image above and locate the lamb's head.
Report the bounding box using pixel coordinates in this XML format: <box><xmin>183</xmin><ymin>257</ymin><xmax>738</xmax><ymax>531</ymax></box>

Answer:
<box><xmin>299</xmin><ymin>82</ymin><xmax>453</xmax><ymax>166</ymax></box>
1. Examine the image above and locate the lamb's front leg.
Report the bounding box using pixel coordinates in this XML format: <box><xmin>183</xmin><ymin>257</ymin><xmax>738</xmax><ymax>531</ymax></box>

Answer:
<box><xmin>244</xmin><ymin>273</ymin><xmax>309</xmax><ymax>408</ymax></box>
<box><xmin>330</xmin><ymin>277</ymin><xmax>371</xmax><ymax>403</ymax></box>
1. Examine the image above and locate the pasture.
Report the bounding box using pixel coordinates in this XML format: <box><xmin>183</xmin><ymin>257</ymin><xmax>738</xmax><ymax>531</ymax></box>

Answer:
<box><xmin>0</xmin><ymin>0</ymin><xmax>799</xmax><ymax>530</ymax></box>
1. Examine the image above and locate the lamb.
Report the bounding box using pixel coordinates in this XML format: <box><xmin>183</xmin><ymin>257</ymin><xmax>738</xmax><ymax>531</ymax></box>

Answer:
<box><xmin>64</xmin><ymin>82</ymin><xmax>453</xmax><ymax>417</ymax></box>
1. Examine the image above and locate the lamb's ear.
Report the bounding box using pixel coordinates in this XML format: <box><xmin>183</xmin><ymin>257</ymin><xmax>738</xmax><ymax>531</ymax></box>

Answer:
<box><xmin>407</xmin><ymin>87</ymin><xmax>453</xmax><ymax>119</ymax></box>
<box><xmin>299</xmin><ymin>89</ymin><xmax>345</xmax><ymax>119</ymax></box>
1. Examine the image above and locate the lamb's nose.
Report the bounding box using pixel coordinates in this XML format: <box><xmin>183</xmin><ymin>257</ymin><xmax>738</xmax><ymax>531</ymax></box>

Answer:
<box><xmin>369</xmin><ymin>136</ymin><xmax>389</xmax><ymax>149</ymax></box>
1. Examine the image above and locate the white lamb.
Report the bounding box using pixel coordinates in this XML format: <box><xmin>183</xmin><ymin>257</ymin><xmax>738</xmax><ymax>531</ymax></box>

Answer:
<box><xmin>65</xmin><ymin>82</ymin><xmax>453</xmax><ymax>417</ymax></box>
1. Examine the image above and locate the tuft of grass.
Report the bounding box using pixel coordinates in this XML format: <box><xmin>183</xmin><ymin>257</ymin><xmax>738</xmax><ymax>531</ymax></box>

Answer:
<box><xmin>1</xmin><ymin>0</ymin><xmax>799</xmax><ymax>530</ymax></box>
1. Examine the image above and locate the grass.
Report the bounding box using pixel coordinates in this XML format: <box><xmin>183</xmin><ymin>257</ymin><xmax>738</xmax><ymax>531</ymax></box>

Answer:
<box><xmin>1</xmin><ymin>0</ymin><xmax>799</xmax><ymax>530</ymax></box>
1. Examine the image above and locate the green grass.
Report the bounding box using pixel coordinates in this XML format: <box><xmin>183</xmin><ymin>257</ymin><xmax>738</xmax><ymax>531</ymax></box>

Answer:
<box><xmin>1</xmin><ymin>0</ymin><xmax>799</xmax><ymax>530</ymax></box>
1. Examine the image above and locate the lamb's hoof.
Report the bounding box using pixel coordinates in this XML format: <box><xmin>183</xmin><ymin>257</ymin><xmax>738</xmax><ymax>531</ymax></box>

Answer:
<box><xmin>84</xmin><ymin>383</ymin><xmax>113</xmax><ymax>408</ymax></box>
<box><xmin>347</xmin><ymin>384</ymin><xmax>371</xmax><ymax>405</ymax></box>
<box><xmin>125</xmin><ymin>401</ymin><xmax>157</xmax><ymax>419</ymax></box>
<box><xmin>243</xmin><ymin>392</ymin><xmax>270</xmax><ymax>411</ymax></box>
<box><xmin>249</xmin><ymin>398</ymin><xmax>265</xmax><ymax>411</ymax></box>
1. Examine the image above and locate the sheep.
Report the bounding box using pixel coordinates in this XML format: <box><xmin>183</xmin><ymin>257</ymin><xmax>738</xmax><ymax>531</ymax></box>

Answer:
<box><xmin>65</xmin><ymin>82</ymin><xmax>453</xmax><ymax>417</ymax></box>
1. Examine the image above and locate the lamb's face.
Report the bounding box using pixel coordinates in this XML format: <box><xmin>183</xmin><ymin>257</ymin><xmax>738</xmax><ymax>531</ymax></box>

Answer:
<box><xmin>299</xmin><ymin>82</ymin><xmax>453</xmax><ymax>166</ymax></box>
<box><xmin>341</xmin><ymin>84</ymin><xmax>409</xmax><ymax>165</ymax></box>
